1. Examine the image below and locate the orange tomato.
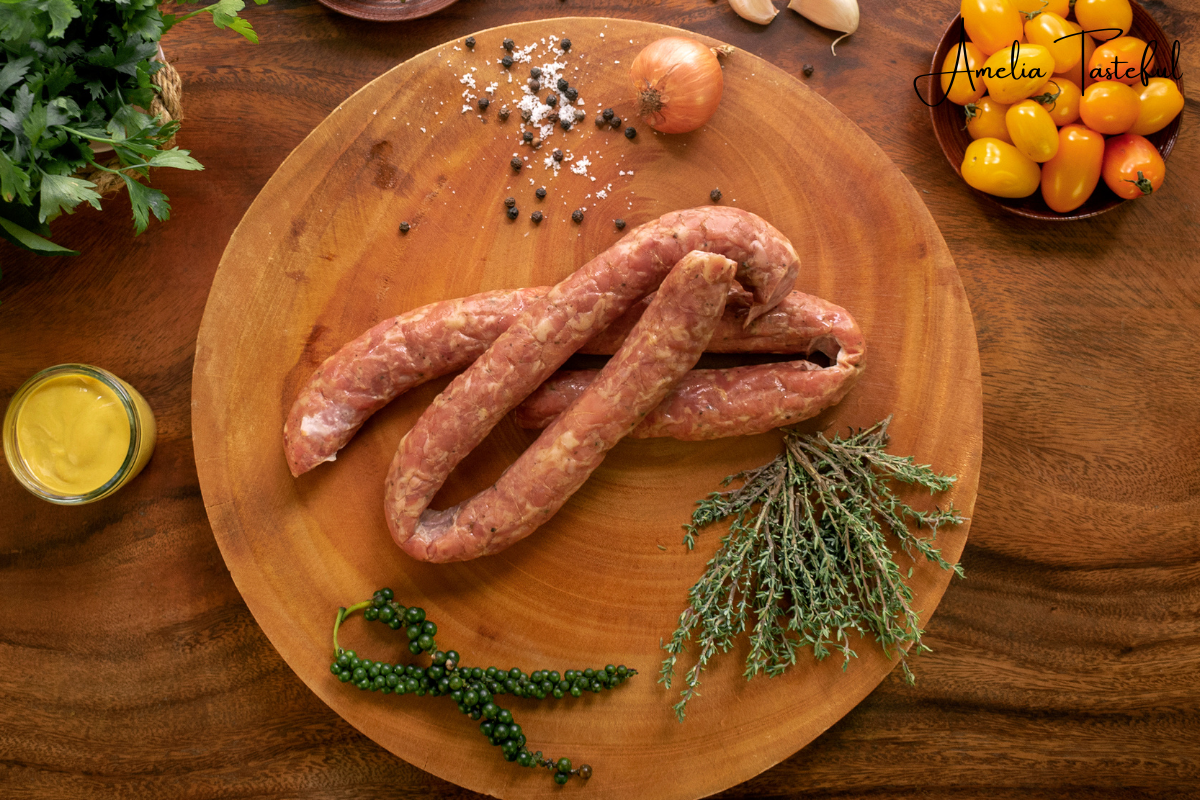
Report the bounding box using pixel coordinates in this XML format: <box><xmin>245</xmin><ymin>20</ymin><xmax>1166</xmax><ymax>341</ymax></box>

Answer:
<box><xmin>1006</xmin><ymin>100</ymin><xmax>1060</xmax><ymax>162</ymax></box>
<box><xmin>1078</xmin><ymin>81</ymin><xmax>1140</xmax><ymax>134</ymax></box>
<box><xmin>942</xmin><ymin>41</ymin><xmax>987</xmax><ymax>105</ymax></box>
<box><xmin>1024</xmin><ymin>12</ymin><xmax>1080</xmax><ymax>73</ymax></box>
<box><xmin>1101</xmin><ymin>133</ymin><xmax>1165</xmax><ymax>199</ymax></box>
<box><xmin>1032</xmin><ymin>78</ymin><xmax>1081</xmax><ymax>126</ymax></box>
<box><xmin>962</xmin><ymin>0</ymin><xmax>1025</xmax><ymax>56</ymax></box>
<box><xmin>1056</xmin><ymin>23</ymin><xmax>1097</xmax><ymax>90</ymax></box>
<box><xmin>982</xmin><ymin>43</ymin><xmax>1055</xmax><ymax>103</ymax></box>
<box><xmin>965</xmin><ymin>96</ymin><xmax>1013</xmax><ymax>142</ymax></box>
<box><xmin>1088</xmin><ymin>36</ymin><xmax>1154</xmax><ymax>86</ymax></box>
<box><xmin>1041</xmin><ymin>124</ymin><xmax>1105</xmax><ymax>212</ymax></box>
<box><xmin>1129</xmin><ymin>78</ymin><xmax>1185</xmax><ymax>136</ymax></box>
<box><xmin>1074</xmin><ymin>0</ymin><xmax>1133</xmax><ymax>40</ymax></box>
<box><xmin>961</xmin><ymin>137</ymin><xmax>1042</xmax><ymax>198</ymax></box>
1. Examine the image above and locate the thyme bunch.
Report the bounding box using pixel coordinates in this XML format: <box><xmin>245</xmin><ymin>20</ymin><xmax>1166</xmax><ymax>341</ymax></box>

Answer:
<box><xmin>660</xmin><ymin>417</ymin><xmax>965</xmax><ymax>721</ymax></box>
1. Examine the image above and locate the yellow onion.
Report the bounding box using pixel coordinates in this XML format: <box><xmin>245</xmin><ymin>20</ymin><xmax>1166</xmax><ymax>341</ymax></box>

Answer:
<box><xmin>630</xmin><ymin>37</ymin><xmax>731</xmax><ymax>134</ymax></box>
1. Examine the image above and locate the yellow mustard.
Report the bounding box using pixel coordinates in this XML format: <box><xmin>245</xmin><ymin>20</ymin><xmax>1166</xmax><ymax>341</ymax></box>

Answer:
<box><xmin>3</xmin><ymin>365</ymin><xmax>156</xmax><ymax>503</ymax></box>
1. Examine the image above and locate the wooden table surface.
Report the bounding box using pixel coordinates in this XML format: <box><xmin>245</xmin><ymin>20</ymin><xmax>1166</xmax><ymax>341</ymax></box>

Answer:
<box><xmin>1</xmin><ymin>1</ymin><xmax>1197</xmax><ymax>797</ymax></box>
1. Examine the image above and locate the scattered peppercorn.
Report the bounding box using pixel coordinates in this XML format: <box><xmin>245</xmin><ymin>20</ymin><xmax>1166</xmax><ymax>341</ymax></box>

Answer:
<box><xmin>624</xmin><ymin>126</ymin><xmax>637</xmax><ymax>139</ymax></box>
<box><xmin>531</xmin><ymin>137</ymin><xmax>542</xmax><ymax>149</ymax></box>
<box><xmin>507</xmin><ymin>206</ymin><xmax>519</xmax><ymax>220</ymax></box>
<box><xmin>530</xmin><ymin>67</ymin><xmax>542</xmax><ymax>79</ymax></box>
<box><xmin>535</xmin><ymin>187</ymin><xmax>547</xmax><ymax>199</ymax></box>
<box><xmin>552</xmin><ymin>149</ymin><xmax>563</xmax><ymax>162</ymax></box>
<box><xmin>522</xmin><ymin>130</ymin><xmax>533</xmax><ymax>143</ymax></box>
<box><xmin>465</xmin><ymin>36</ymin><xmax>475</xmax><ymax>48</ymax></box>
<box><xmin>498</xmin><ymin>106</ymin><xmax>510</xmax><ymax>121</ymax></box>
<box><xmin>609</xmin><ymin>116</ymin><xmax>622</xmax><ymax>129</ymax></box>
<box><xmin>531</xmin><ymin>211</ymin><xmax>544</xmax><ymax>223</ymax></box>
<box><xmin>399</xmin><ymin>221</ymin><xmax>411</xmax><ymax>233</ymax></box>
<box><xmin>803</xmin><ymin>64</ymin><xmax>814</xmax><ymax>77</ymax></box>
<box><xmin>477</xmin><ymin>97</ymin><xmax>489</xmax><ymax>111</ymax></box>
<box><xmin>504</xmin><ymin>197</ymin><xmax>516</xmax><ymax>208</ymax></box>
<box><xmin>571</xmin><ymin>208</ymin><xmax>584</xmax><ymax>223</ymax></box>
<box><xmin>573</xmin><ymin>108</ymin><xmax>585</xmax><ymax>122</ymax></box>
<box><xmin>602</xmin><ymin>108</ymin><xmax>614</xmax><ymax>121</ymax></box>
<box><xmin>503</xmin><ymin>38</ymin><xmax>514</xmax><ymax>51</ymax></box>
<box><xmin>710</xmin><ymin>188</ymin><xmax>722</xmax><ymax>202</ymax></box>
<box><xmin>520</xmin><ymin>108</ymin><xmax>532</xmax><ymax>122</ymax></box>
<box><xmin>614</xmin><ymin>219</ymin><xmax>626</xmax><ymax>230</ymax></box>
<box><xmin>501</xmin><ymin>56</ymin><xmax>513</xmax><ymax>69</ymax></box>
<box><xmin>511</xmin><ymin>157</ymin><xmax>523</xmax><ymax>171</ymax></box>
<box><xmin>595</xmin><ymin>114</ymin><xmax>606</xmax><ymax>127</ymax></box>
<box><xmin>560</xmin><ymin>119</ymin><xmax>572</xmax><ymax>131</ymax></box>
<box><xmin>560</xmin><ymin>38</ymin><xmax>571</xmax><ymax>51</ymax></box>
<box><xmin>556</xmin><ymin>77</ymin><xmax>569</xmax><ymax>92</ymax></box>
<box><xmin>529</xmin><ymin>79</ymin><xmax>541</xmax><ymax>92</ymax></box>
<box><xmin>546</xmin><ymin>93</ymin><xmax>558</xmax><ymax>106</ymax></box>
<box><xmin>564</xmin><ymin>87</ymin><xmax>578</xmax><ymax>102</ymax></box>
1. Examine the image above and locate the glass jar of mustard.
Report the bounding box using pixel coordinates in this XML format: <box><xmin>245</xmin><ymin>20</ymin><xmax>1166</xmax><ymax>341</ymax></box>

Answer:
<box><xmin>3</xmin><ymin>364</ymin><xmax>157</xmax><ymax>504</ymax></box>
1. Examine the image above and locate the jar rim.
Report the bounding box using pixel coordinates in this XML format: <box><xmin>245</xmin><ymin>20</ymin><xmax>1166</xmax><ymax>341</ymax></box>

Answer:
<box><xmin>2</xmin><ymin>364</ymin><xmax>144</xmax><ymax>505</ymax></box>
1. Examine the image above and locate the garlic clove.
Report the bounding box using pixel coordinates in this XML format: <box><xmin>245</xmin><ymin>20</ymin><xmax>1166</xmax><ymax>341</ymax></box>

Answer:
<box><xmin>788</xmin><ymin>0</ymin><xmax>860</xmax><ymax>55</ymax></box>
<box><xmin>729</xmin><ymin>0</ymin><xmax>780</xmax><ymax>26</ymax></box>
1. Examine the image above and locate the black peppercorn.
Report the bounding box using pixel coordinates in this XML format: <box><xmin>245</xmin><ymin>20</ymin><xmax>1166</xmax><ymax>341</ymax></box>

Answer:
<box><xmin>560</xmin><ymin>118</ymin><xmax>572</xmax><ymax>131</ymax></box>
<box><xmin>551</xmin><ymin>149</ymin><xmax>562</xmax><ymax>162</ymax></box>
<box><xmin>498</xmin><ymin>106</ymin><xmax>510</xmax><ymax>121</ymax></box>
<box><xmin>520</xmin><ymin>107</ymin><xmax>532</xmax><ymax>122</ymax></box>
<box><xmin>710</xmin><ymin>188</ymin><xmax>722</xmax><ymax>202</ymax></box>
<box><xmin>546</xmin><ymin>93</ymin><xmax>557</xmax><ymax>106</ymax></box>
<box><xmin>503</xmin><ymin>38</ymin><xmax>514</xmax><ymax>51</ymax></box>
<box><xmin>399</xmin><ymin>221</ymin><xmax>411</xmax><ymax>233</ymax></box>
<box><xmin>477</xmin><ymin>97</ymin><xmax>489</xmax><ymax>111</ymax></box>
<box><xmin>531</xmin><ymin>210</ymin><xmax>544</xmax><ymax>223</ymax></box>
<box><xmin>624</xmin><ymin>126</ymin><xmax>637</xmax><ymax>139</ymax></box>
<box><xmin>557</xmin><ymin>77</ymin><xmax>569</xmax><ymax>92</ymax></box>
<box><xmin>504</xmin><ymin>197</ymin><xmax>516</xmax><ymax>208</ymax></box>
<box><xmin>507</xmin><ymin>206</ymin><xmax>519</xmax><ymax>220</ymax></box>
<box><xmin>522</xmin><ymin>130</ymin><xmax>533</xmax><ymax>143</ymax></box>
<box><xmin>571</xmin><ymin>208</ymin><xmax>584</xmax><ymax>223</ymax></box>
<box><xmin>511</xmin><ymin>157</ymin><xmax>523</xmax><ymax>170</ymax></box>
<box><xmin>595</xmin><ymin>114</ymin><xmax>606</xmax><ymax>127</ymax></box>
<box><xmin>501</xmin><ymin>56</ymin><xmax>513</xmax><ymax>69</ymax></box>
<box><xmin>529</xmin><ymin>79</ymin><xmax>541</xmax><ymax>92</ymax></box>
<box><xmin>535</xmin><ymin>187</ymin><xmax>547</xmax><ymax>199</ymax></box>
<box><xmin>560</xmin><ymin>38</ymin><xmax>571</xmax><ymax>51</ymax></box>
<box><xmin>602</xmin><ymin>108</ymin><xmax>614</xmax><ymax>121</ymax></box>
<box><xmin>465</xmin><ymin>36</ymin><xmax>476</xmax><ymax>49</ymax></box>
<box><xmin>564</xmin><ymin>87</ymin><xmax>578</xmax><ymax>102</ymax></box>
<box><xmin>573</xmin><ymin>108</ymin><xmax>585</xmax><ymax>122</ymax></box>
<box><xmin>614</xmin><ymin>219</ymin><xmax>626</xmax><ymax>230</ymax></box>
<box><xmin>530</xmin><ymin>67</ymin><xmax>542</xmax><ymax>79</ymax></box>
<box><xmin>803</xmin><ymin>64</ymin><xmax>814</xmax><ymax>77</ymax></box>
<box><xmin>609</xmin><ymin>115</ymin><xmax>622</xmax><ymax>129</ymax></box>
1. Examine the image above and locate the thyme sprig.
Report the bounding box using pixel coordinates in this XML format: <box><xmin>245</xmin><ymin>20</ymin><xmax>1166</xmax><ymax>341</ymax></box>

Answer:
<box><xmin>660</xmin><ymin>417</ymin><xmax>965</xmax><ymax>721</ymax></box>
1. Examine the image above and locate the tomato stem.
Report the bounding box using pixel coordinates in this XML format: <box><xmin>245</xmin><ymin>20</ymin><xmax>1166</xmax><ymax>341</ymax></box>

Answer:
<box><xmin>1124</xmin><ymin>170</ymin><xmax>1154</xmax><ymax>196</ymax></box>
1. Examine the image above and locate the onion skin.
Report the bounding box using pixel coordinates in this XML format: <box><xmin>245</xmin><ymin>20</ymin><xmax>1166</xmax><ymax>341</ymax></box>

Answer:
<box><xmin>630</xmin><ymin>37</ymin><xmax>725</xmax><ymax>134</ymax></box>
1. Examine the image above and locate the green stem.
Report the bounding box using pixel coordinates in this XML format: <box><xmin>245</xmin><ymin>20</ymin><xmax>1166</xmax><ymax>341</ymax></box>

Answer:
<box><xmin>333</xmin><ymin>600</ymin><xmax>372</xmax><ymax>655</ymax></box>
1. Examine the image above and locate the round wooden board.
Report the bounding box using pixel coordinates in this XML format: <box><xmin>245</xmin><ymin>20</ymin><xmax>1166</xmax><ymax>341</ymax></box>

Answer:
<box><xmin>192</xmin><ymin>18</ymin><xmax>982</xmax><ymax>800</ymax></box>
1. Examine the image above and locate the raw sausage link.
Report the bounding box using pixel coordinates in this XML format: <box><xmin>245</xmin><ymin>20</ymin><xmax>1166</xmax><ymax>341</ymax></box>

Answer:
<box><xmin>284</xmin><ymin>212</ymin><xmax>805</xmax><ymax>477</ymax></box>
<box><xmin>514</xmin><ymin>296</ymin><xmax>864</xmax><ymax>438</ymax></box>
<box><xmin>384</xmin><ymin>207</ymin><xmax>799</xmax><ymax>561</ymax></box>
<box><xmin>392</xmin><ymin>251</ymin><xmax>737</xmax><ymax>562</ymax></box>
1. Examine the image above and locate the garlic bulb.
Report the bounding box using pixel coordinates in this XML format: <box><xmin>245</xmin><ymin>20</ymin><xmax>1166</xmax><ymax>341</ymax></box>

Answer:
<box><xmin>788</xmin><ymin>0</ymin><xmax>859</xmax><ymax>55</ymax></box>
<box><xmin>729</xmin><ymin>0</ymin><xmax>779</xmax><ymax>26</ymax></box>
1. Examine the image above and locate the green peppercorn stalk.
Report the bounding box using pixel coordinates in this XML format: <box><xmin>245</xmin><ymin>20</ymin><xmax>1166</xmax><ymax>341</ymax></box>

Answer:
<box><xmin>331</xmin><ymin>588</ymin><xmax>635</xmax><ymax>784</ymax></box>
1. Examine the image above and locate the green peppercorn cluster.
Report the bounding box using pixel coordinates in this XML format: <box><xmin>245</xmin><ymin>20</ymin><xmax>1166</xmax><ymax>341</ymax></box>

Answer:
<box><xmin>330</xmin><ymin>588</ymin><xmax>635</xmax><ymax>785</ymax></box>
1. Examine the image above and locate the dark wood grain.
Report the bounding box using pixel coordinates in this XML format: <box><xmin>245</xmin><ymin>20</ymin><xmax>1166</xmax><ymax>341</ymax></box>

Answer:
<box><xmin>1</xmin><ymin>1</ymin><xmax>1198</xmax><ymax>798</ymax></box>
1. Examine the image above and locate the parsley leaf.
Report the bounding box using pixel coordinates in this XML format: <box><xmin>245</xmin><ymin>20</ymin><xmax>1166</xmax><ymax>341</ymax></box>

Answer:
<box><xmin>37</xmin><ymin>172</ymin><xmax>101</xmax><ymax>222</ymax></box>
<box><xmin>119</xmin><ymin>173</ymin><xmax>170</xmax><ymax>234</ymax></box>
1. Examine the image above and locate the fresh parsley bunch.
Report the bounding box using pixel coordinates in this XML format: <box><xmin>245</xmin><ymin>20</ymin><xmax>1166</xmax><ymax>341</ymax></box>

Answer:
<box><xmin>0</xmin><ymin>0</ymin><xmax>267</xmax><ymax>256</ymax></box>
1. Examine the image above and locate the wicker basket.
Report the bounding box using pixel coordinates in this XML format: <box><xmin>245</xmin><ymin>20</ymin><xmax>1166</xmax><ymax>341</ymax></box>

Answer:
<box><xmin>75</xmin><ymin>52</ymin><xmax>185</xmax><ymax>196</ymax></box>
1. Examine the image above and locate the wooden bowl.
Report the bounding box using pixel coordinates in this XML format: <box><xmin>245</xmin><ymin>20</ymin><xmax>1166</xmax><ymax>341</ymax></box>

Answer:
<box><xmin>928</xmin><ymin>1</ymin><xmax>1183</xmax><ymax>220</ymax></box>
<box><xmin>315</xmin><ymin>0</ymin><xmax>459</xmax><ymax>22</ymax></box>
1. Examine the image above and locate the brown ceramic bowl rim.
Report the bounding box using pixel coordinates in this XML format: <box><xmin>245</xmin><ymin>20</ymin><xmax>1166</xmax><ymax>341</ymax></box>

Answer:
<box><xmin>928</xmin><ymin>2</ymin><xmax>1184</xmax><ymax>221</ymax></box>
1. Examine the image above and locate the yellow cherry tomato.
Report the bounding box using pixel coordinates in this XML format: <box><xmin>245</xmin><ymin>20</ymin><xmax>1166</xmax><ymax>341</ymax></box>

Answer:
<box><xmin>1079</xmin><ymin>80</ymin><xmax>1141</xmax><ymax>134</ymax></box>
<box><xmin>1056</xmin><ymin>22</ymin><xmax>1097</xmax><ymax>90</ymax></box>
<box><xmin>962</xmin><ymin>0</ymin><xmax>1025</xmax><ymax>56</ymax></box>
<box><xmin>1102</xmin><ymin>133</ymin><xmax>1165</xmax><ymax>199</ymax></box>
<box><xmin>1006</xmin><ymin>99</ymin><xmax>1060</xmax><ymax>162</ymax></box>
<box><xmin>1089</xmin><ymin>36</ymin><xmax>1153</xmax><ymax>86</ymax></box>
<box><xmin>1024</xmin><ymin>12</ymin><xmax>1082</xmax><ymax>73</ymax></box>
<box><xmin>1074</xmin><ymin>0</ymin><xmax>1133</xmax><ymax>40</ymax></box>
<box><xmin>942</xmin><ymin>41</ymin><xmax>987</xmax><ymax>105</ymax></box>
<box><xmin>965</xmin><ymin>96</ymin><xmax>1014</xmax><ymax>142</ymax></box>
<box><xmin>1129</xmin><ymin>78</ymin><xmax>1185</xmax><ymax>136</ymax></box>
<box><xmin>961</xmin><ymin>137</ymin><xmax>1042</xmax><ymax>197</ymax></box>
<box><xmin>1031</xmin><ymin>77</ymin><xmax>1081</xmax><ymax>126</ymax></box>
<box><xmin>1014</xmin><ymin>0</ymin><xmax>1069</xmax><ymax>17</ymax></box>
<box><xmin>982</xmin><ymin>43</ymin><xmax>1055</xmax><ymax>103</ymax></box>
<box><xmin>1040</xmin><ymin>124</ymin><xmax>1105</xmax><ymax>212</ymax></box>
